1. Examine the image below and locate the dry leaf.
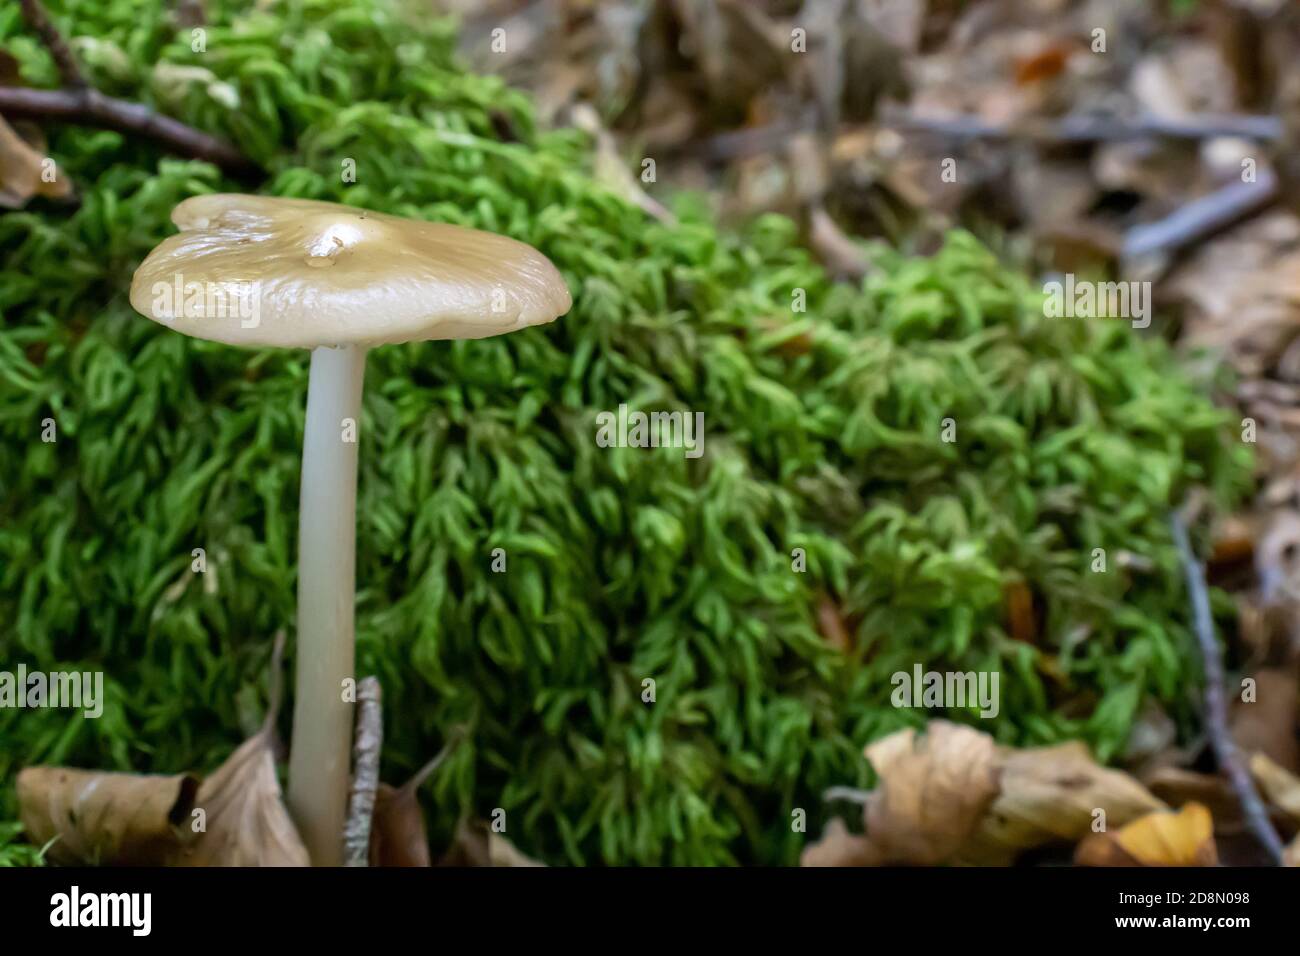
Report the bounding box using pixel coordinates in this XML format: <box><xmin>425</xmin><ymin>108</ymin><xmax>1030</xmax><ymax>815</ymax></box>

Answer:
<box><xmin>172</xmin><ymin>629</ymin><xmax>308</xmax><ymax>866</ymax></box>
<box><xmin>1003</xmin><ymin>579</ymin><xmax>1037</xmax><ymax>643</ymax></box>
<box><xmin>438</xmin><ymin>818</ymin><xmax>546</xmax><ymax>867</ymax></box>
<box><xmin>800</xmin><ymin>817</ymin><xmax>884</xmax><ymax>867</ymax></box>
<box><xmin>1075</xmin><ymin>803</ymin><xmax>1219</xmax><ymax>867</ymax></box>
<box><xmin>1249</xmin><ymin>752</ymin><xmax>1300</xmax><ymax>822</ymax></box>
<box><xmin>860</xmin><ymin>721</ymin><xmax>1000</xmax><ymax>865</ymax></box>
<box><xmin>169</xmin><ymin>728</ymin><xmax>309</xmax><ymax>867</ymax></box>
<box><xmin>0</xmin><ymin>114</ymin><xmax>73</xmax><ymax>209</ymax></box>
<box><xmin>958</xmin><ymin>741</ymin><xmax>1167</xmax><ymax>866</ymax></box>
<box><xmin>370</xmin><ymin>781</ymin><xmax>431</xmax><ymax>867</ymax></box>
<box><xmin>1231</xmin><ymin>668</ymin><xmax>1300</xmax><ymax>773</ymax></box>
<box><xmin>17</xmin><ymin>767</ymin><xmax>198</xmax><ymax>865</ymax></box>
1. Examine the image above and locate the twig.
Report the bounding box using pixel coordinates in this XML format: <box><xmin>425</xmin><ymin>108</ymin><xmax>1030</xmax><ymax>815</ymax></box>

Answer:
<box><xmin>5</xmin><ymin>1</ymin><xmax>260</xmax><ymax>179</ymax></box>
<box><xmin>19</xmin><ymin>0</ymin><xmax>85</xmax><ymax>88</ymax></box>
<box><xmin>343</xmin><ymin>676</ymin><xmax>383</xmax><ymax>867</ymax></box>
<box><xmin>683</xmin><ymin>111</ymin><xmax>1283</xmax><ymax>164</ymax></box>
<box><xmin>882</xmin><ymin>111</ymin><xmax>1284</xmax><ymax>145</ymax></box>
<box><xmin>1122</xmin><ymin>167</ymin><xmax>1278</xmax><ymax>260</ymax></box>
<box><xmin>259</xmin><ymin>628</ymin><xmax>287</xmax><ymax>737</ymax></box>
<box><xmin>822</xmin><ymin>785</ymin><xmax>872</xmax><ymax>805</ymax></box>
<box><xmin>399</xmin><ymin>725</ymin><xmax>467</xmax><ymax>797</ymax></box>
<box><xmin>0</xmin><ymin>85</ymin><xmax>260</xmax><ymax>179</ymax></box>
<box><xmin>1171</xmin><ymin>511</ymin><xmax>1286</xmax><ymax>865</ymax></box>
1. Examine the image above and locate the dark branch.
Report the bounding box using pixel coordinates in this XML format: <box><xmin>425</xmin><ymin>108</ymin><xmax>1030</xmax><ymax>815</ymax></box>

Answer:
<box><xmin>0</xmin><ymin>85</ymin><xmax>261</xmax><ymax>179</ymax></box>
<box><xmin>1122</xmin><ymin>167</ymin><xmax>1278</xmax><ymax>260</ymax></box>
<box><xmin>1171</xmin><ymin>511</ymin><xmax>1287</xmax><ymax>866</ymax></box>
<box><xmin>685</xmin><ymin>112</ymin><xmax>1283</xmax><ymax>164</ymax></box>
<box><xmin>19</xmin><ymin>0</ymin><xmax>85</xmax><ymax>88</ymax></box>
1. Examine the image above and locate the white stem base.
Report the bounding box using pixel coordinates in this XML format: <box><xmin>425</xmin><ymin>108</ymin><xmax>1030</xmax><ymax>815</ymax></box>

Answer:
<box><xmin>287</xmin><ymin>344</ymin><xmax>367</xmax><ymax>866</ymax></box>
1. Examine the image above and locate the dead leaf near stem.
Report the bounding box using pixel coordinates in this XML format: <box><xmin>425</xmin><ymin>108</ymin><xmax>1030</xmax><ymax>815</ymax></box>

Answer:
<box><xmin>170</xmin><ymin>728</ymin><xmax>309</xmax><ymax>867</ymax></box>
<box><xmin>958</xmin><ymin>741</ymin><xmax>1167</xmax><ymax>866</ymax></box>
<box><xmin>1075</xmin><ymin>803</ymin><xmax>1219</xmax><ymax>867</ymax></box>
<box><xmin>803</xmin><ymin>720</ymin><xmax>999</xmax><ymax>866</ymax></box>
<box><xmin>0</xmin><ymin>114</ymin><xmax>73</xmax><ymax>209</ymax></box>
<box><xmin>438</xmin><ymin>818</ymin><xmax>545</xmax><ymax>867</ymax></box>
<box><xmin>16</xmin><ymin>767</ymin><xmax>198</xmax><ymax>865</ymax></box>
<box><xmin>805</xmin><ymin>722</ymin><xmax>1168</xmax><ymax>867</ymax></box>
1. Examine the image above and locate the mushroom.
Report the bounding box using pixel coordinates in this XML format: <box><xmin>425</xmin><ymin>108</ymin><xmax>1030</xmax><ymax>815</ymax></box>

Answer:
<box><xmin>129</xmin><ymin>193</ymin><xmax>571</xmax><ymax>865</ymax></box>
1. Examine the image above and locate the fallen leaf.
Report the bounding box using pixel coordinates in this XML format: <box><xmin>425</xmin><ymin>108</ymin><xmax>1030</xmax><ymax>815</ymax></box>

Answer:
<box><xmin>369</xmin><ymin>782</ymin><xmax>431</xmax><ymax>867</ymax></box>
<box><xmin>0</xmin><ymin>114</ymin><xmax>73</xmax><ymax>209</ymax></box>
<box><xmin>370</xmin><ymin>730</ymin><xmax>466</xmax><ymax>867</ymax></box>
<box><xmin>16</xmin><ymin>767</ymin><xmax>198</xmax><ymax>865</ymax></box>
<box><xmin>859</xmin><ymin>721</ymin><xmax>1000</xmax><ymax>865</ymax></box>
<box><xmin>1231</xmin><ymin>668</ymin><xmax>1300</xmax><ymax>773</ymax></box>
<box><xmin>1075</xmin><ymin>803</ymin><xmax>1219</xmax><ymax>867</ymax></box>
<box><xmin>438</xmin><ymin>818</ymin><xmax>546</xmax><ymax>867</ymax></box>
<box><xmin>171</xmin><ymin>728</ymin><xmax>309</xmax><ymax>867</ymax></box>
<box><xmin>171</xmin><ymin>630</ymin><xmax>308</xmax><ymax>866</ymax></box>
<box><xmin>801</xmin><ymin>816</ymin><xmax>884</xmax><ymax>867</ymax></box>
<box><xmin>959</xmin><ymin>741</ymin><xmax>1167</xmax><ymax>865</ymax></box>
<box><xmin>1249</xmin><ymin>752</ymin><xmax>1300</xmax><ymax>822</ymax></box>
<box><xmin>1003</xmin><ymin>578</ymin><xmax>1037</xmax><ymax>643</ymax></box>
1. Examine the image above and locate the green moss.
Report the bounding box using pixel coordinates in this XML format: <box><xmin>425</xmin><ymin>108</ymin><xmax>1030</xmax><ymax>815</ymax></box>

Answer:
<box><xmin>0</xmin><ymin>0</ymin><xmax>1250</xmax><ymax>865</ymax></box>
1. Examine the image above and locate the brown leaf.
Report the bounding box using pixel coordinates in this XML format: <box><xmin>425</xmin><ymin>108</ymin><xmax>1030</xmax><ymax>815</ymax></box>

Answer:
<box><xmin>958</xmin><ymin>741</ymin><xmax>1166</xmax><ymax>866</ymax></box>
<box><xmin>438</xmin><ymin>818</ymin><xmax>545</xmax><ymax>867</ymax></box>
<box><xmin>171</xmin><ymin>629</ymin><xmax>308</xmax><ymax>866</ymax></box>
<box><xmin>1249</xmin><ymin>752</ymin><xmax>1300</xmax><ymax>823</ymax></box>
<box><xmin>0</xmin><ymin>114</ymin><xmax>73</xmax><ymax>209</ymax></box>
<box><xmin>1231</xmin><ymin>668</ymin><xmax>1299</xmax><ymax>774</ymax></box>
<box><xmin>815</xmin><ymin>592</ymin><xmax>852</xmax><ymax>651</ymax></box>
<box><xmin>859</xmin><ymin>721</ymin><xmax>1000</xmax><ymax>865</ymax></box>
<box><xmin>17</xmin><ymin>766</ymin><xmax>198</xmax><ymax>865</ymax></box>
<box><xmin>1003</xmin><ymin>579</ymin><xmax>1037</xmax><ymax>643</ymax></box>
<box><xmin>801</xmin><ymin>817</ymin><xmax>884</xmax><ymax>867</ymax></box>
<box><xmin>170</xmin><ymin>728</ymin><xmax>309</xmax><ymax>867</ymax></box>
<box><xmin>369</xmin><ymin>730</ymin><xmax>465</xmax><ymax>866</ymax></box>
<box><xmin>1075</xmin><ymin>803</ymin><xmax>1219</xmax><ymax>867</ymax></box>
<box><xmin>369</xmin><ymin>782</ymin><xmax>431</xmax><ymax>867</ymax></box>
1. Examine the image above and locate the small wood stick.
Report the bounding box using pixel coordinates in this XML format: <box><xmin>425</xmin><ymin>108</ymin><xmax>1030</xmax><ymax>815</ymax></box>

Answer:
<box><xmin>1171</xmin><ymin>512</ymin><xmax>1286</xmax><ymax>865</ymax></box>
<box><xmin>343</xmin><ymin>676</ymin><xmax>383</xmax><ymax>867</ymax></box>
<box><xmin>18</xmin><ymin>0</ymin><xmax>85</xmax><ymax>89</ymax></box>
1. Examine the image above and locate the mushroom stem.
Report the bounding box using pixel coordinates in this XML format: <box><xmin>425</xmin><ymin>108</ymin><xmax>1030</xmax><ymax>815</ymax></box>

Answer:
<box><xmin>287</xmin><ymin>343</ymin><xmax>368</xmax><ymax>866</ymax></box>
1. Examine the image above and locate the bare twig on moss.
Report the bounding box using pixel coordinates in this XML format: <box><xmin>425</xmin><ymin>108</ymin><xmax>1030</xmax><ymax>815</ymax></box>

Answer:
<box><xmin>1170</xmin><ymin>511</ymin><xmax>1286</xmax><ymax>866</ymax></box>
<box><xmin>399</xmin><ymin>724</ymin><xmax>467</xmax><ymax>797</ymax></box>
<box><xmin>18</xmin><ymin>0</ymin><xmax>85</xmax><ymax>88</ymax></box>
<box><xmin>5</xmin><ymin>0</ymin><xmax>260</xmax><ymax>179</ymax></box>
<box><xmin>343</xmin><ymin>676</ymin><xmax>383</xmax><ymax>867</ymax></box>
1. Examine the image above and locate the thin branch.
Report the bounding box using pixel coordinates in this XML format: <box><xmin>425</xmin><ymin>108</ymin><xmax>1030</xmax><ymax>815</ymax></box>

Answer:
<box><xmin>0</xmin><ymin>85</ymin><xmax>261</xmax><ymax>178</ymax></box>
<box><xmin>399</xmin><ymin>725</ymin><xmax>467</xmax><ymax>797</ymax></box>
<box><xmin>1170</xmin><ymin>511</ymin><xmax>1286</xmax><ymax>865</ymax></box>
<box><xmin>881</xmin><ymin>111</ymin><xmax>1284</xmax><ymax>145</ymax></box>
<box><xmin>822</xmin><ymin>785</ymin><xmax>873</xmax><ymax>805</ymax></box>
<box><xmin>5</xmin><ymin>0</ymin><xmax>260</xmax><ymax>179</ymax></box>
<box><xmin>259</xmin><ymin>628</ymin><xmax>287</xmax><ymax>738</ymax></box>
<box><xmin>19</xmin><ymin>0</ymin><xmax>85</xmax><ymax>89</ymax></box>
<box><xmin>343</xmin><ymin>676</ymin><xmax>383</xmax><ymax>867</ymax></box>
<box><xmin>683</xmin><ymin>111</ymin><xmax>1283</xmax><ymax>164</ymax></box>
<box><xmin>1122</xmin><ymin>167</ymin><xmax>1278</xmax><ymax>260</ymax></box>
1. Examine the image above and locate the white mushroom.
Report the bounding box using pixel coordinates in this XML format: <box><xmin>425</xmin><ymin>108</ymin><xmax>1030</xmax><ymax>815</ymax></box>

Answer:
<box><xmin>130</xmin><ymin>194</ymin><xmax>571</xmax><ymax>865</ymax></box>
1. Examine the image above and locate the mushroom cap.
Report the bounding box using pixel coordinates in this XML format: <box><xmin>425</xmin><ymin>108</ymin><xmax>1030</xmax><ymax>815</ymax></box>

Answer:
<box><xmin>128</xmin><ymin>194</ymin><xmax>572</xmax><ymax>348</ymax></box>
